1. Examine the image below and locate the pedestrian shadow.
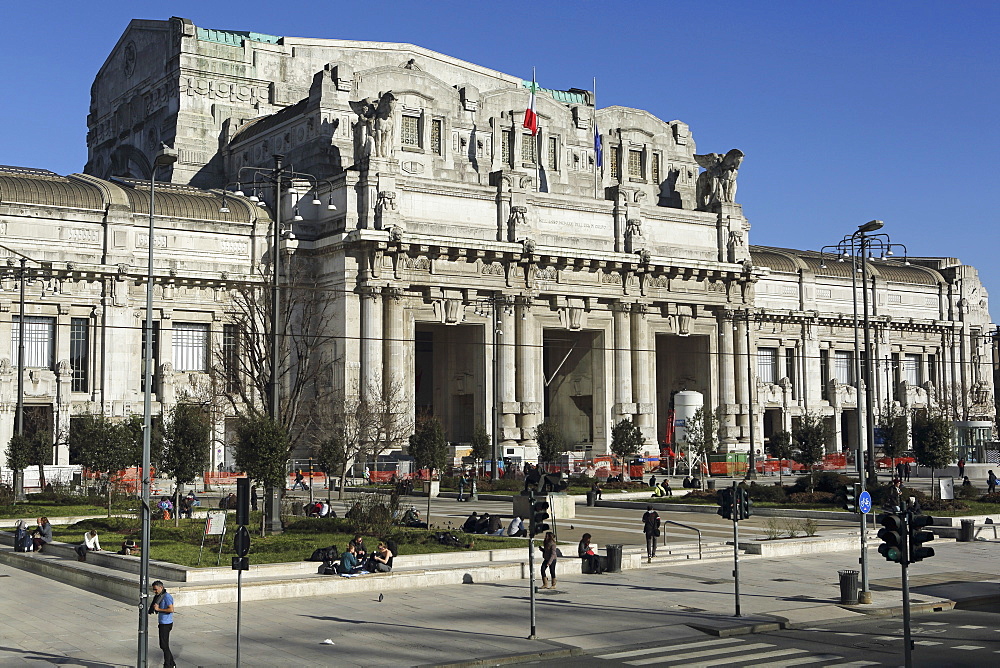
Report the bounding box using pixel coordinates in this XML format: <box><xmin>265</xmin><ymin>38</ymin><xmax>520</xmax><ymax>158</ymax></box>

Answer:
<box><xmin>0</xmin><ymin>645</ymin><xmax>123</xmax><ymax>667</ymax></box>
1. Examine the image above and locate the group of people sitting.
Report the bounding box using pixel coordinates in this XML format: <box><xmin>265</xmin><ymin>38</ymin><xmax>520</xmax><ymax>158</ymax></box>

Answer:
<box><xmin>649</xmin><ymin>476</ymin><xmax>673</xmax><ymax>497</ymax></box>
<box><xmin>681</xmin><ymin>476</ymin><xmax>702</xmax><ymax>489</ymax></box>
<box><xmin>460</xmin><ymin>511</ymin><xmax>527</xmax><ymax>537</ymax></box>
<box><xmin>314</xmin><ymin>534</ymin><xmax>396</xmax><ymax>576</ymax></box>
<box><xmin>304</xmin><ymin>500</ymin><xmax>335</xmax><ymax>518</ymax></box>
<box><xmin>12</xmin><ymin>517</ymin><xmax>52</xmax><ymax>553</ymax></box>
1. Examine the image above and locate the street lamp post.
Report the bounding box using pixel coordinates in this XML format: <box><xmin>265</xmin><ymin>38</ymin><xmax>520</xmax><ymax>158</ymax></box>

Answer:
<box><xmin>138</xmin><ymin>145</ymin><xmax>177</xmax><ymax>667</ymax></box>
<box><xmin>474</xmin><ymin>293</ymin><xmax>510</xmax><ymax>481</ymax></box>
<box><xmin>0</xmin><ymin>245</ymin><xmax>42</xmax><ymax>502</ymax></box>
<box><xmin>821</xmin><ymin>220</ymin><xmax>907</xmax><ymax>606</ymax></box>
<box><xmin>227</xmin><ymin>155</ymin><xmax>320</xmax><ymax>533</ymax></box>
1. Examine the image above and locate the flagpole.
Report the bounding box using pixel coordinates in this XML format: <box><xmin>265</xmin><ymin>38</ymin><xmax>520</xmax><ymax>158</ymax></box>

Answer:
<box><xmin>593</xmin><ymin>76</ymin><xmax>599</xmax><ymax>199</ymax></box>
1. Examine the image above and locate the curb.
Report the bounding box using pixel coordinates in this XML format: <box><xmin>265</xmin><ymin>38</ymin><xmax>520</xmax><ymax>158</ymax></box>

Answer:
<box><xmin>421</xmin><ymin>645</ymin><xmax>583</xmax><ymax>667</ymax></box>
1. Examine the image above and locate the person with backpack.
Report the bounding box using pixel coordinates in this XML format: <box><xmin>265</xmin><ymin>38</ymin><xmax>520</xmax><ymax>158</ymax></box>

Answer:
<box><xmin>988</xmin><ymin>470</ymin><xmax>998</xmax><ymax>494</ymax></box>
<box><xmin>150</xmin><ymin>581</ymin><xmax>176</xmax><ymax>668</ymax></box>
<box><xmin>642</xmin><ymin>506</ymin><xmax>661</xmax><ymax>562</ymax></box>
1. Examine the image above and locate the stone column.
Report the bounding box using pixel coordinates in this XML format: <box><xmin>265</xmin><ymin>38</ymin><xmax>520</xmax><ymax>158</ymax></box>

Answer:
<box><xmin>734</xmin><ymin>316</ymin><xmax>750</xmax><ymax>446</ymax></box>
<box><xmin>516</xmin><ymin>299</ymin><xmax>539</xmax><ymax>444</ymax></box>
<box><xmin>382</xmin><ymin>287</ymin><xmax>406</xmax><ymax>400</ymax></box>
<box><xmin>630</xmin><ymin>304</ymin><xmax>654</xmax><ymax>443</ymax></box>
<box><xmin>612</xmin><ymin>302</ymin><xmax>633</xmax><ymax>422</ymax></box>
<box><xmin>359</xmin><ymin>287</ymin><xmax>383</xmax><ymax>403</ymax></box>
<box><xmin>717</xmin><ymin>311</ymin><xmax>738</xmax><ymax>445</ymax></box>
<box><xmin>498</xmin><ymin>298</ymin><xmax>518</xmax><ymax>446</ymax></box>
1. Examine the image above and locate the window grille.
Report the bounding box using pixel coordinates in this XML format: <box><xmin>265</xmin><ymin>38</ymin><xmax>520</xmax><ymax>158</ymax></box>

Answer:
<box><xmin>651</xmin><ymin>153</ymin><xmax>661</xmax><ymax>184</ymax></box>
<box><xmin>521</xmin><ymin>133</ymin><xmax>536</xmax><ymax>163</ymax></box>
<box><xmin>628</xmin><ymin>149</ymin><xmax>643</xmax><ymax>178</ymax></box>
<box><xmin>757</xmin><ymin>347</ymin><xmax>778</xmax><ymax>384</ymax></box>
<box><xmin>172</xmin><ymin>322</ymin><xmax>209</xmax><ymax>372</ymax></box>
<box><xmin>834</xmin><ymin>350</ymin><xmax>854</xmax><ymax>385</ymax></box>
<box><xmin>430</xmin><ymin>119</ymin><xmax>442</xmax><ymax>155</ymax></box>
<box><xmin>501</xmin><ymin>130</ymin><xmax>512</xmax><ymax>166</ymax></box>
<box><xmin>401</xmin><ymin>115</ymin><xmax>419</xmax><ymax>147</ymax></box>
<box><xmin>610</xmin><ymin>146</ymin><xmax>620</xmax><ymax>179</ymax></box>
<box><xmin>11</xmin><ymin>316</ymin><xmax>55</xmax><ymax>369</ymax></box>
<box><xmin>70</xmin><ymin>318</ymin><xmax>89</xmax><ymax>392</ymax></box>
<box><xmin>785</xmin><ymin>348</ymin><xmax>797</xmax><ymax>399</ymax></box>
<box><xmin>547</xmin><ymin>137</ymin><xmax>558</xmax><ymax>170</ymax></box>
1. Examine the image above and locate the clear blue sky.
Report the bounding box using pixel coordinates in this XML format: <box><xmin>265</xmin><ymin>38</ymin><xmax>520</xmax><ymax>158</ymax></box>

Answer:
<box><xmin>3</xmin><ymin>1</ymin><xmax>999</xmax><ymax>308</ymax></box>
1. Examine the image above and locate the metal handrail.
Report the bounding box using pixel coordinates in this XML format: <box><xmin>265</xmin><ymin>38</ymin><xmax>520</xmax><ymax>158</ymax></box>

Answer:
<box><xmin>661</xmin><ymin>519</ymin><xmax>703</xmax><ymax>559</ymax></box>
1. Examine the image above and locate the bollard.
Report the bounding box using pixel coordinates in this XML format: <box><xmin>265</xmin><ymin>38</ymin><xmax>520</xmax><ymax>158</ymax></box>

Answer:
<box><xmin>586</xmin><ymin>491</ymin><xmax>596</xmax><ymax>507</ymax></box>
<box><xmin>838</xmin><ymin>570</ymin><xmax>860</xmax><ymax>605</ymax></box>
<box><xmin>707</xmin><ymin>479</ymin><xmax>717</xmax><ymax>490</ymax></box>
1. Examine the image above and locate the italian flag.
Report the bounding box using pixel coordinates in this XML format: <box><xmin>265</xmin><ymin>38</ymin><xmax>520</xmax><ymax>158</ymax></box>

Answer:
<box><xmin>523</xmin><ymin>73</ymin><xmax>539</xmax><ymax>136</ymax></box>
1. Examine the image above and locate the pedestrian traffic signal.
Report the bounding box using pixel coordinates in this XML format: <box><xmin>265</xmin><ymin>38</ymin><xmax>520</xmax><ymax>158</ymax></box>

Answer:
<box><xmin>908</xmin><ymin>514</ymin><xmax>935</xmax><ymax>563</ymax></box>
<box><xmin>236</xmin><ymin>477</ymin><xmax>250</xmax><ymax>526</ymax></box>
<box><xmin>529</xmin><ymin>495</ymin><xmax>550</xmax><ymax>537</ymax></box>
<box><xmin>717</xmin><ymin>487</ymin><xmax>733</xmax><ymax>520</ymax></box>
<box><xmin>738</xmin><ymin>487</ymin><xmax>753</xmax><ymax>520</ymax></box>
<box><xmin>842</xmin><ymin>483</ymin><xmax>860</xmax><ymax>514</ymax></box>
<box><xmin>877</xmin><ymin>513</ymin><xmax>905</xmax><ymax>563</ymax></box>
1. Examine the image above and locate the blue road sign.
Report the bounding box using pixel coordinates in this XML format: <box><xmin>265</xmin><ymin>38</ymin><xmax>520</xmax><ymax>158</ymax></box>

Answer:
<box><xmin>858</xmin><ymin>490</ymin><xmax>872</xmax><ymax>514</ymax></box>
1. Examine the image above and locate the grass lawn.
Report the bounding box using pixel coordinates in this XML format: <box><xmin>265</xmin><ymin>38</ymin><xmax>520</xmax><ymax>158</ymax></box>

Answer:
<box><xmin>50</xmin><ymin>515</ymin><xmax>526</xmax><ymax>568</ymax></box>
<box><xmin>0</xmin><ymin>499</ymin><xmax>134</xmax><ymax>521</ymax></box>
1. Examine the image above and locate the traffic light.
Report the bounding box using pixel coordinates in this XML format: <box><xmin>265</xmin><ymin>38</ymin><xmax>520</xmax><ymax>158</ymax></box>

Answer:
<box><xmin>717</xmin><ymin>487</ymin><xmax>733</xmax><ymax>520</ymax></box>
<box><xmin>738</xmin><ymin>487</ymin><xmax>753</xmax><ymax>520</ymax></box>
<box><xmin>877</xmin><ymin>513</ymin><xmax>905</xmax><ymax>563</ymax></box>
<box><xmin>909</xmin><ymin>514</ymin><xmax>936</xmax><ymax>563</ymax></box>
<box><xmin>843</xmin><ymin>483</ymin><xmax>860</xmax><ymax>514</ymax></box>
<box><xmin>236</xmin><ymin>477</ymin><xmax>250</xmax><ymax>526</ymax></box>
<box><xmin>529</xmin><ymin>494</ymin><xmax>550</xmax><ymax>537</ymax></box>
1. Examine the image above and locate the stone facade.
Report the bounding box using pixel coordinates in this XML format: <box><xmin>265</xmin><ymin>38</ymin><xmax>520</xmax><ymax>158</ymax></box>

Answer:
<box><xmin>0</xmin><ymin>17</ymin><xmax>991</xmax><ymax>469</ymax></box>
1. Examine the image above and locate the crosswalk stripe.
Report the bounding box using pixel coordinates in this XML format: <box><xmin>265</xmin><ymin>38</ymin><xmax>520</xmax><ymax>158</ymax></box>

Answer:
<box><xmin>921</xmin><ymin>621</ymin><xmax>947</xmax><ymax>625</ymax></box>
<box><xmin>750</xmin><ymin>654</ymin><xmax>844</xmax><ymax>668</ymax></box>
<box><xmin>596</xmin><ymin>638</ymin><xmax>743</xmax><ymax>659</ymax></box>
<box><xmin>914</xmin><ymin>641</ymin><xmax>941</xmax><ymax>646</ymax></box>
<box><xmin>663</xmin><ymin>648</ymin><xmax>805</xmax><ymax>667</ymax></box>
<box><xmin>953</xmin><ymin>645</ymin><xmax>985</xmax><ymax>650</ymax></box>
<box><xmin>957</xmin><ymin>625</ymin><xmax>986</xmax><ymax>629</ymax></box>
<box><xmin>625</xmin><ymin>642</ymin><xmax>777</xmax><ymax>666</ymax></box>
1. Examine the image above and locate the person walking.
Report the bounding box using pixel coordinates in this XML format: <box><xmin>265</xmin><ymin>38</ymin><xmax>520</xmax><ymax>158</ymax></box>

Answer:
<box><xmin>642</xmin><ymin>506</ymin><xmax>661</xmax><ymax>562</ymax></box>
<box><xmin>457</xmin><ymin>472</ymin><xmax>468</xmax><ymax>502</ymax></box>
<box><xmin>540</xmin><ymin>531</ymin><xmax>558</xmax><ymax>589</ymax></box>
<box><xmin>150</xmin><ymin>580</ymin><xmax>176</xmax><ymax>668</ymax></box>
<box><xmin>988</xmin><ymin>470</ymin><xmax>998</xmax><ymax>494</ymax></box>
<box><xmin>250</xmin><ymin>485</ymin><xmax>259</xmax><ymax>512</ymax></box>
<box><xmin>904</xmin><ymin>461</ymin><xmax>911</xmax><ymax>482</ymax></box>
<box><xmin>291</xmin><ymin>470</ymin><xmax>309</xmax><ymax>491</ymax></box>
<box><xmin>957</xmin><ymin>458</ymin><xmax>966</xmax><ymax>478</ymax></box>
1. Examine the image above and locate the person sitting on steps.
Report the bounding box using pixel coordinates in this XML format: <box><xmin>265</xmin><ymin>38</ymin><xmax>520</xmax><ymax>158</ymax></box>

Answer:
<box><xmin>578</xmin><ymin>533</ymin><xmax>602</xmax><ymax>574</ymax></box>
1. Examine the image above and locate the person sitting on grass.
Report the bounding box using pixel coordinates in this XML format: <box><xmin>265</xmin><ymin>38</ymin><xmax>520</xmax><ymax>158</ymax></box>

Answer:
<box><xmin>75</xmin><ymin>529</ymin><xmax>102</xmax><ymax>561</ymax></box>
<box><xmin>506</xmin><ymin>516</ymin><xmax>527</xmax><ymax>537</ymax></box>
<box><xmin>348</xmin><ymin>534</ymin><xmax>368</xmax><ymax>560</ymax></box>
<box><xmin>401</xmin><ymin>506</ymin><xmax>427</xmax><ymax>528</ymax></box>
<box><xmin>461</xmin><ymin>511</ymin><xmax>479</xmax><ymax>533</ymax></box>
<box><xmin>119</xmin><ymin>539</ymin><xmax>140</xmax><ymax>556</ymax></box>
<box><xmin>157</xmin><ymin>497</ymin><xmax>173</xmax><ymax>521</ymax></box>
<box><xmin>337</xmin><ymin>543</ymin><xmax>363</xmax><ymax>575</ymax></box>
<box><xmin>487</xmin><ymin>513</ymin><xmax>504</xmax><ymax>536</ymax></box>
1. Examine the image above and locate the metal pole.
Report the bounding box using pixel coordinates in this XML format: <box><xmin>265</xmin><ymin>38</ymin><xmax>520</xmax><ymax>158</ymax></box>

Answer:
<box><xmin>138</xmin><ymin>161</ymin><xmax>158</xmax><ymax>668</ymax></box>
<box><xmin>492</xmin><ymin>296</ymin><xmax>500</xmax><ymax>481</ymax></box>
<box><xmin>732</xmin><ymin>482</ymin><xmax>741</xmax><ymax>617</ymax></box>
<box><xmin>236</xmin><ymin>567</ymin><xmax>243</xmax><ymax>667</ymax></box>
<box><xmin>14</xmin><ymin>257</ymin><xmax>26</xmax><ymax>501</ymax></box>
<box><xmin>266</xmin><ymin>154</ymin><xmax>284</xmax><ymax>534</ymax></box>
<box><xmin>528</xmin><ymin>526</ymin><xmax>537</xmax><ymax>638</ymax></box>
<box><xmin>745</xmin><ymin>311</ymin><xmax>757</xmax><ymax>479</ymax></box>
<box><xmin>308</xmin><ymin>458</ymin><xmax>314</xmax><ymax>506</ymax></box>
<box><xmin>860</xmin><ymin>235</ymin><xmax>877</xmax><ymax>487</ymax></box>
<box><xmin>901</xmin><ymin>511</ymin><xmax>912</xmax><ymax>668</ymax></box>
<box><xmin>850</xmin><ymin>249</ymin><xmax>872</xmax><ymax>603</ymax></box>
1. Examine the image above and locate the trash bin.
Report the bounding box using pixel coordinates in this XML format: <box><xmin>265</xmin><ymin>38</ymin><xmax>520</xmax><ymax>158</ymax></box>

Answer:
<box><xmin>838</xmin><ymin>570</ymin><xmax>859</xmax><ymax>605</ymax></box>
<box><xmin>586</xmin><ymin>491</ymin><xmax>596</xmax><ymax>507</ymax></box>
<box><xmin>605</xmin><ymin>544</ymin><xmax>623</xmax><ymax>573</ymax></box>
<box><xmin>959</xmin><ymin>519</ymin><xmax>975</xmax><ymax>542</ymax></box>
<box><xmin>707</xmin><ymin>479</ymin><xmax>717</xmax><ymax>490</ymax></box>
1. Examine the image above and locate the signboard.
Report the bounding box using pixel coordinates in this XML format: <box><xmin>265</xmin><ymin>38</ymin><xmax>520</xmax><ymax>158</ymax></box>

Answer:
<box><xmin>205</xmin><ymin>511</ymin><xmax>227</xmax><ymax>536</ymax></box>
<box><xmin>939</xmin><ymin>477</ymin><xmax>954</xmax><ymax>500</ymax></box>
<box><xmin>858</xmin><ymin>490</ymin><xmax>872</xmax><ymax>514</ymax></box>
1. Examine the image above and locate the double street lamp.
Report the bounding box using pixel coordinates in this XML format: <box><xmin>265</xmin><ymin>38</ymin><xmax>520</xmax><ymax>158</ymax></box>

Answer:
<box><xmin>473</xmin><ymin>293</ymin><xmax>514</xmax><ymax>481</ymax></box>
<box><xmin>820</xmin><ymin>219</ymin><xmax>908</xmax><ymax>606</ymax></box>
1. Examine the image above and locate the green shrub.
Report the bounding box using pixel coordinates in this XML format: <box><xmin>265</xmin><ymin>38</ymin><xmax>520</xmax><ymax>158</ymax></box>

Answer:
<box><xmin>746</xmin><ymin>485</ymin><xmax>788</xmax><ymax>502</ymax></box>
<box><xmin>790</xmin><ymin>472</ymin><xmax>853</xmax><ymax>494</ymax></box>
<box><xmin>476</xmin><ymin>478</ymin><xmax>523</xmax><ymax>492</ymax></box>
<box><xmin>956</xmin><ymin>484</ymin><xmax>981</xmax><ymax>500</ymax></box>
<box><xmin>787</xmin><ymin>491</ymin><xmax>836</xmax><ymax>505</ymax></box>
<box><xmin>980</xmin><ymin>492</ymin><xmax>1000</xmax><ymax>504</ymax></box>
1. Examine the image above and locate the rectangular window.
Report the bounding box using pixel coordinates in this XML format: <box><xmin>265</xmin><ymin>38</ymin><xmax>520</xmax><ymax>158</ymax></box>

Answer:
<box><xmin>401</xmin><ymin>115</ymin><xmax>420</xmax><ymax>147</ymax></box>
<box><xmin>820</xmin><ymin>349</ymin><xmax>830</xmax><ymax>400</ymax></box>
<box><xmin>785</xmin><ymin>348</ymin><xmax>797</xmax><ymax>398</ymax></box>
<box><xmin>223</xmin><ymin>323</ymin><xmax>240</xmax><ymax>392</ymax></box>
<box><xmin>141</xmin><ymin>321</ymin><xmax>160</xmax><ymax>393</ymax></box>
<box><xmin>70</xmin><ymin>318</ymin><xmax>89</xmax><ymax>392</ymax></box>
<box><xmin>610</xmin><ymin>145</ymin><xmax>620</xmax><ymax>180</ymax></box>
<box><xmin>628</xmin><ymin>149</ymin><xmax>643</xmax><ymax>178</ymax></box>
<box><xmin>757</xmin><ymin>347</ymin><xmax>778</xmax><ymax>384</ymax></box>
<box><xmin>547</xmin><ymin>136</ymin><xmax>558</xmax><ymax>170</ymax></box>
<box><xmin>430</xmin><ymin>119</ymin><xmax>442</xmax><ymax>155</ymax></box>
<box><xmin>501</xmin><ymin>130</ymin><xmax>512</xmax><ymax>167</ymax></box>
<box><xmin>521</xmin><ymin>133</ymin><xmax>537</xmax><ymax>164</ymax></box>
<box><xmin>834</xmin><ymin>350</ymin><xmax>854</xmax><ymax>385</ymax></box>
<box><xmin>11</xmin><ymin>316</ymin><xmax>55</xmax><ymax>369</ymax></box>
<box><xmin>903</xmin><ymin>353</ymin><xmax>921</xmax><ymax>385</ymax></box>
<box><xmin>927</xmin><ymin>354</ymin><xmax>936</xmax><ymax>384</ymax></box>
<box><xmin>172</xmin><ymin>322</ymin><xmax>209</xmax><ymax>372</ymax></box>
<box><xmin>651</xmin><ymin>153</ymin><xmax>661</xmax><ymax>184</ymax></box>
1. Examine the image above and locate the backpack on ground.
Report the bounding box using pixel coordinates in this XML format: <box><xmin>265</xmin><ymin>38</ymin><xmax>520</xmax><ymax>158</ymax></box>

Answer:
<box><xmin>14</xmin><ymin>528</ymin><xmax>32</xmax><ymax>553</ymax></box>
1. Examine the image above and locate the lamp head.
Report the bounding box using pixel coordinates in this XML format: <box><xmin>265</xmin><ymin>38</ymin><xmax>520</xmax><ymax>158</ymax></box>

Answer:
<box><xmin>858</xmin><ymin>219</ymin><xmax>884</xmax><ymax>234</ymax></box>
<box><xmin>153</xmin><ymin>145</ymin><xmax>178</xmax><ymax>168</ymax></box>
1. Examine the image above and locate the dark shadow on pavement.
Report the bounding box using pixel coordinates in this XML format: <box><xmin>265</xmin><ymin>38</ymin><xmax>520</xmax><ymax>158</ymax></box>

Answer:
<box><xmin>0</xmin><ymin>645</ymin><xmax>123</xmax><ymax>667</ymax></box>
